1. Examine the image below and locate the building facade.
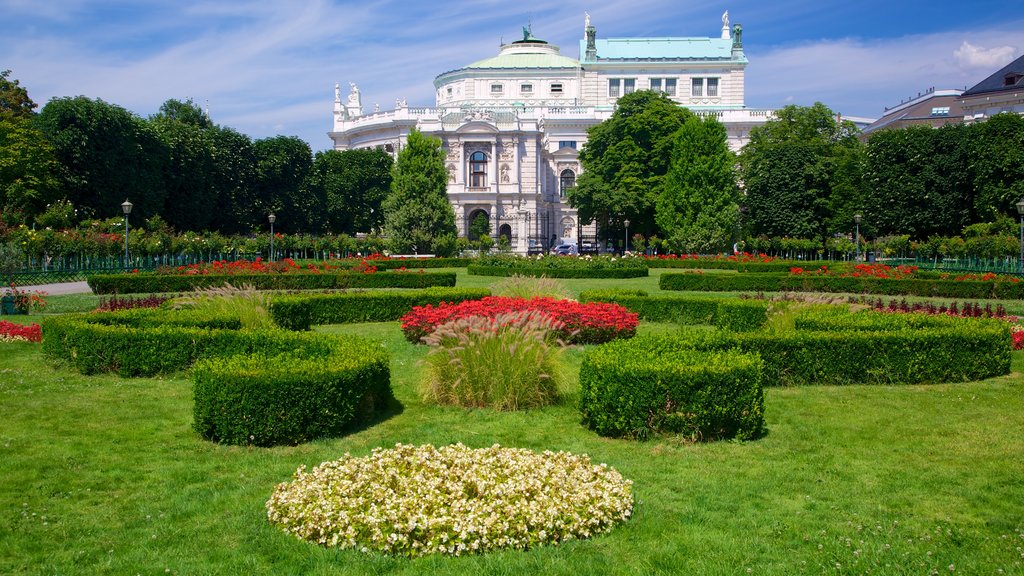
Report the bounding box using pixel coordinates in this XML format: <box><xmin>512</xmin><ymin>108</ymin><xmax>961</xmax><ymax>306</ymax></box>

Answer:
<box><xmin>328</xmin><ymin>14</ymin><xmax>773</xmax><ymax>254</ymax></box>
<box><xmin>960</xmin><ymin>54</ymin><xmax>1024</xmax><ymax>123</ymax></box>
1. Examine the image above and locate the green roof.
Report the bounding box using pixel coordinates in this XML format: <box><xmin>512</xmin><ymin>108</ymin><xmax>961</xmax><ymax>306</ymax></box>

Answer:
<box><xmin>465</xmin><ymin>51</ymin><xmax>579</xmax><ymax>70</ymax></box>
<box><xmin>582</xmin><ymin>37</ymin><xmax>738</xmax><ymax>60</ymax></box>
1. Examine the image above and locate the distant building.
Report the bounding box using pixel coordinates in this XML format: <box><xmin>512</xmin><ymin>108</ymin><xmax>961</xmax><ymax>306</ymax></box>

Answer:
<box><xmin>328</xmin><ymin>13</ymin><xmax>774</xmax><ymax>253</ymax></box>
<box><xmin>960</xmin><ymin>54</ymin><xmax>1024</xmax><ymax>123</ymax></box>
<box><xmin>860</xmin><ymin>88</ymin><xmax>964</xmax><ymax>136</ymax></box>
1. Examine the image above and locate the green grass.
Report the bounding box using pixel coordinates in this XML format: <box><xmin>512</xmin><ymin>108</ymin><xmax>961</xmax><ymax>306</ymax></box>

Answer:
<box><xmin>3</xmin><ymin>277</ymin><xmax>1024</xmax><ymax>574</ymax></box>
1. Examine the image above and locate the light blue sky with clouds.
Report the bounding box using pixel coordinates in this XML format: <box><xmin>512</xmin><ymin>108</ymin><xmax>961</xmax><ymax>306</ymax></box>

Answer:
<box><xmin>3</xmin><ymin>0</ymin><xmax>1023</xmax><ymax>150</ymax></box>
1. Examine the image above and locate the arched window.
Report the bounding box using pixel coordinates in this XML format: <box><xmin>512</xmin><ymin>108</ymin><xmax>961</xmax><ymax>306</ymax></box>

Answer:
<box><xmin>470</xmin><ymin>151</ymin><xmax>488</xmax><ymax>187</ymax></box>
<box><xmin>559</xmin><ymin>169</ymin><xmax>576</xmax><ymax>198</ymax></box>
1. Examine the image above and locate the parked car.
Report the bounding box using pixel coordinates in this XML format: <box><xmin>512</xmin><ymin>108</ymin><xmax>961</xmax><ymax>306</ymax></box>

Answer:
<box><xmin>552</xmin><ymin>243</ymin><xmax>578</xmax><ymax>256</ymax></box>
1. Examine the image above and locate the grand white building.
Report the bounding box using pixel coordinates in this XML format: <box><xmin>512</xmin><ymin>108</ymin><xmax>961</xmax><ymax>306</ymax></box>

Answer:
<box><xmin>329</xmin><ymin>14</ymin><xmax>774</xmax><ymax>253</ymax></box>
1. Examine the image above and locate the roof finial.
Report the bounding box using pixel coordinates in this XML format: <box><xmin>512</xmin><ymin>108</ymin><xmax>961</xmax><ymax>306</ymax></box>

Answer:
<box><xmin>721</xmin><ymin>10</ymin><xmax>730</xmax><ymax>40</ymax></box>
<box><xmin>585</xmin><ymin>12</ymin><xmax>590</xmax><ymax>36</ymax></box>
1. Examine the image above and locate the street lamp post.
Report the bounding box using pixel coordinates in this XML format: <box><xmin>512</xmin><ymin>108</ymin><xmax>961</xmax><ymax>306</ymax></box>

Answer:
<box><xmin>854</xmin><ymin>213</ymin><xmax>862</xmax><ymax>262</ymax></box>
<box><xmin>1016</xmin><ymin>200</ymin><xmax>1024</xmax><ymax>272</ymax></box>
<box><xmin>624</xmin><ymin>219</ymin><xmax>630</xmax><ymax>254</ymax></box>
<box><xmin>121</xmin><ymin>199</ymin><xmax>133</xmax><ymax>270</ymax></box>
<box><xmin>268</xmin><ymin>213</ymin><xmax>276</xmax><ymax>262</ymax></box>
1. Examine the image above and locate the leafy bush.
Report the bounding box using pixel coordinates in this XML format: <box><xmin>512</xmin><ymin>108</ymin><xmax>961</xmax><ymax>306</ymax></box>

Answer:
<box><xmin>420</xmin><ymin>311</ymin><xmax>566</xmax><ymax>411</ymax></box>
<box><xmin>86</xmin><ymin>270</ymin><xmax>457</xmax><ymax>294</ymax></box>
<box><xmin>400</xmin><ymin>297</ymin><xmax>638</xmax><ymax>345</ymax></box>
<box><xmin>468</xmin><ymin>265</ymin><xmax>648</xmax><ymax>279</ymax></box>
<box><xmin>659</xmin><ymin>271</ymin><xmax>1024</xmax><ymax>299</ymax></box>
<box><xmin>468</xmin><ymin>255</ymin><xmax>649</xmax><ymax>278</ymax></box>
<box><xmin>266</xmin><ymin>443</ymin><xmax>633</xmax><ymax>557</ymax></box>
<box><xmin>268</xmin><ymin>287</ymin><xmax>490</xmax><ymax>331</ymax></box>
<box><xmin>192</xmin><ymin>343</ymin><xmax>390</xmax><ymax>446</ymax></box>
<box><xmin>578</xmin><ymin>290</ymin><xmax>769</xmax><ymax>331</ymax></box>
<box><xmin>579</xmin><ymin>337</ymin><xmax>765</xmax><ymax>441</ymax></box>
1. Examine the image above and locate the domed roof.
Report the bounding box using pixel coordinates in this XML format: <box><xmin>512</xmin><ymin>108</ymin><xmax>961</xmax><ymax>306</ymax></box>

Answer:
<box><xmin>463</xmin><ymin>41</ymin><xmax>579</xmax><ymax>70</ymax></box>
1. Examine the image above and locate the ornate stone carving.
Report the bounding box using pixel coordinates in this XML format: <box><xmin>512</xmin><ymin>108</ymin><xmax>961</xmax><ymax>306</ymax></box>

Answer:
<box><xmin>447</xmin><ymin>163</ymin><xmax>456</xmax><ymax>183</ymax></box>
<box><xmin>500</xmin><ymin>164</ymin><xmax>510</xmax><ymax>183</ymax></box>
<box><xmin>446</xmin><ymin>141</ymin><xmax>461</xmax><ymax>161</ymax></box>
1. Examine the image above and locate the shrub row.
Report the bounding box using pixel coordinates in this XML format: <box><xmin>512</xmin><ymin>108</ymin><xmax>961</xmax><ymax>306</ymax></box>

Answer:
<box><xmin>269</xmin><ymin>287</ymin><xmax>491</xmax><ymax>331</ymax></box>
<box><xmin>192</xmin><ymin>346</ymin><xmax>390</xmax><ymax>447</ymax></box>
<box><xmin>675</xmin><ymin>315</ymin><xmax>1010</xmax><ymax>387</ymax></box>
<box><xmin>659</xmin><ymin>272</ymin><xmax>1024</xmax><ymax>298</ymax></box>
<box><xmin>644</xmin><ymin>257</ymin><xmax>833</xmax><ymax>273</ymax></box>
<box><xmin>579</xmin><ymin>290</ymin><xmax>769</xmax><ymax>331</ymax></box>
<box><xmin>467</xmin><ymin>265</ymin><xmax>649</xmax><ymax>279</ymax></box>
<box><xmin>476</xmin><ymin>255</ymin><xmax>648</xmax><ymax>271</ymax></box>
<box><xmin>87</xmin><ymin>271</ymin><xmax>457</xmax><ymax>294</ymax></box>
<box><xmin>332</xmin><ymin>257</ymin><xmax>473</xmax><ymax>270</ymax></box>
<box><xmin>579</xmin><ymin>338</ymin><xmax>765</xmax><ymax>441</ymax></box>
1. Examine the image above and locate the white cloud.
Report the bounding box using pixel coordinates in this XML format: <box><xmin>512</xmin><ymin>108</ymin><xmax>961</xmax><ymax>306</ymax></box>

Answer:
<box><xmin>953</xmin><ymin>41</ymin><xmax>1017</xmax><ymax>71</ymax></box>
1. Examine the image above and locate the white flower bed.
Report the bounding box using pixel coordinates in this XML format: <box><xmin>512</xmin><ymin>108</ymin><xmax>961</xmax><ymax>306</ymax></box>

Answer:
<box><xmin>266</xmin><ymin>443</ymin><xmax>634</xmax><ymax>557</ymax></box>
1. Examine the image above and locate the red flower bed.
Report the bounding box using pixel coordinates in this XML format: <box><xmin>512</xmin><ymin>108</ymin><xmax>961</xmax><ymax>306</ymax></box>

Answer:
<box><xmin>0</xmin><ymin>320</ymin><xmax>41</xmax><ymax>343</ymax></box>
<box><xmin>400</xmin><ymin>297</ymin><xmax>638</xmax><ymax>345</ymax></box>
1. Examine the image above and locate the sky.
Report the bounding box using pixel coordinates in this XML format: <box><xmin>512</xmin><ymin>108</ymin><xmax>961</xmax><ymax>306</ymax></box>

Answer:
<box><xmin>3</xmin><ymin>0</ymin><xmax>1023</xmax><ymax>151</ymax></box>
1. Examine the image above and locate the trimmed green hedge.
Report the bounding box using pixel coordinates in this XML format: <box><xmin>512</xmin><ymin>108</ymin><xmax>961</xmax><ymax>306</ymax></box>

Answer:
<box><xmin>579</xmin><ymin>289</ymin><xmax>769</xmax><ymax>331</ymax></box>
<box><xmin>675</xmin><ymin>315</ymin><xmax>1010</xmax><ymax>387</ymax></box>
<box><xmin>467</xmin><ymin>265</ymin><xmax>649</xmax><ymax>279</ymax></box>
<box><xmin>326</xmin><ymin>257</ymin><xmax>473</xmax><ymax>270</ymax></box>
<box><xmin>644</xmin><ymin>258</ymin><xmax>833</xmax><ymax>273</ymax></box>
<box><xmin>659</xmin><ymin>272</ymin><xmax>1024</xmax><ymax>298</ymax></box>
<box><xmin>269</xmin><ymin>287</ymin><xmax>491</xmax><ymax>330</ymax></box>
<box><xmin>579</xmin><ymin>338</ymin><xmax>765</xmax><ymax>441</ymax></box>
<box><xmin>192</xmin><ymin>346</ymin><xmax>390</xmax><ymax>447</ymax></box>
<box><xmin>87</xmin><ymin>271</ymin><xmax>457</xmax><ymax>294</ymax></box>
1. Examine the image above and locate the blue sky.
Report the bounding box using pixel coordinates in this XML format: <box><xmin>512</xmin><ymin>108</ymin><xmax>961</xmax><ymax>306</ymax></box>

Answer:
<box><xmin>3</xmin><ymin>0</ymin><xmax>1023</xmax><ymax>151</ymax></box>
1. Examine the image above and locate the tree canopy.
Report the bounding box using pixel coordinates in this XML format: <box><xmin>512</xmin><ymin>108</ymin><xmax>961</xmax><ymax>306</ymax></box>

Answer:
<box><xmin>311</xmin><ymin>148</ymin><xmax>392</xmax><ymax>235</ymax></box>
<box><xmin>383</xmin><ymin>129</ymin><xmax>456</xmax><ymax>255</ymax></box>
<box><xmin>570</xmin><ymin>91</ymin><xmax>694</xmax><ymax>239</ymax></box>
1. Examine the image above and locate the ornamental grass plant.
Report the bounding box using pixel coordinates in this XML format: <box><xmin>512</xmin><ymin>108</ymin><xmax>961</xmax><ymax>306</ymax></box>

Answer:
<box><xmin>420</xmin><ymin>310</ymin><xmax>567</xmax><ymax>411</ymax></box>
<box><xmin>171</xmin><ymin>283</ymin><xmax>275</xmax><ymax>329</ymax></box>
<box><xmin>490</xmin><ymin>274</ymin><xmax>573</xmax><ymax>301</ymax></box>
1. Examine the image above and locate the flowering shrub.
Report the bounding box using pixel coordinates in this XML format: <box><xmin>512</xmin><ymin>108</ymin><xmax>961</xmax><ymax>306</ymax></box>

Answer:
<box><xmin>0</xmin><ymin>320</ymin><xmax>41</xmax><ymax>343</ymax></box>
<box><xmin>646</xmin><ymin>251</ymin><xmax>775</xmax><ymax>263</ymax></box>
<box><xmin>790</xmin><ymin>263</ymin><xmax>918</xmax><ymax>279</ymax></box>
<box><xmin>1013</xmin><ymin>325</ymin><xmax>1024</xmax><ymax>350</ymax></box>
<box><xmin>854</xmin><ymin>296</ymin><xmax>1010</xmax><ymax>319</ymax></box>
<box><xmin>266</xmin><ymin>443</ymin><xmax>634</xmax><ymax>557</ymax></box>
<box><xmin>400</xmin><ymin>297</ymin><xmax>638</xmax><ymax>345</ymax></box>
<box><xmin>421</xmin><ymin>311</ymin><xmax>566</xmax><ymax>410</ymax></box>
<box><xmin>944</xmin><ymin>272</ymin><xmax>1021</xmax><ymax>283</ymax></box>
<box><xmin>95</xmin><ymin>294</ymin><xmax>171</xmax><ymax>312</ymax></box>
<box><xmin>2</xmin><ymin>284</ymin><xmax>47</xmax><ymax>313</ymax></box>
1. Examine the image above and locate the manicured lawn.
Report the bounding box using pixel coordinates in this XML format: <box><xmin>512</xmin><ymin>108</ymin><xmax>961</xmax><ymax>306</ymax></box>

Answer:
<box><xmin>2</xmin><ymin>283</ymin><xmax>1023</xmax><ymax>574</ymax></box>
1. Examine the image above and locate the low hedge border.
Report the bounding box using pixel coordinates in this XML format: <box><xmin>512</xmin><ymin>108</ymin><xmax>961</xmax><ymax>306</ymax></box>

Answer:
<box><xmin>192</xmin><ymin>347</ymin><xmax>390</xmax><ymax>447</ymax></box>
<box><xmin>579</xmin><ymin>338</ymin><xmax>765</xmax><ymax>441</ymax></box>
<box><xmin>659</xmin><ymin>272</ymin><xmax>1024</xmax><ymax>299</ymax></box>
<box><xmin>644</xmin><ymin>258</ymin><xmax>833</xmax><ymax>273</ymax></box>
<box><xmin>325</xmin><ymin>257</ymin><xmax>473</xmax><ymax>270</ymax></box>
<box><xmin>578</xmin><ymin>289</ymin><xmax>769</xmax><ymax>331</ymax></box>
<box><xmin>269</xmin><ymin>287</ymin><xmax>491</xmax><ymax>331</ymax></box>
<box><xmin>467</xmin><ymin>265</ymin><xmax>649</xmax><ymax>279</ymax></box>
<box><xmin>675</xmin><ymin>315</ymin><xmax>1010</xmax><ymax>387</ymax></box>
<box><xmin>87</xmin><ymin>271</ymin><xmax>457</xmax><ymax>294</ymax></box>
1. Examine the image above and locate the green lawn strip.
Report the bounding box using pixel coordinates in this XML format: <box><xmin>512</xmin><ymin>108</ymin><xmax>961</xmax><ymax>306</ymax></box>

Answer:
<box><xmin>2</xmin><ymin>319</ymin><xmax>1023</xmax><ymax>574</ymax></box>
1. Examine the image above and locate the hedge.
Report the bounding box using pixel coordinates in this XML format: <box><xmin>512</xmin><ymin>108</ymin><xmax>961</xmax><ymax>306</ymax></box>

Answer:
<box><xmin>659</xmin><ymin>272</ymin><xmax>1024</xmax><ymax>298</ymax></box>
<box><xmin>579</xmin><ymin>338</ymin><xmax>765</xmax><ymax>441</ymax></box>
<box><xmin>269</xmin><ymin>287</ymin><xmax>491</xmax><ymax>331</ymax></box>
<box><xmin>342</xmin><ymin>257</ymin><xmax>472</xmax><ymax>270</ymax></box>
<box><xmin>673</xmin><ymin>316</ymin><xmax>1010</xmax><ymax>387</ymax></box>
<box><xmin>579</xmin><ymin>289</ymin><xmax>769</xmax><ymax>331</ymax></box>
<box><xmin>467</xmin><ymin>265</ymin><xmax>649</xmax><ymax>279</ymax></box>
<box><xmin>87</xmin><ymin>271</ymin><xmax>457</xmax><ymax>294</ymax></box>
<box><xmin>192</xmin><ymin>346</ymin><xmax>390</xmax><ymax>446</ymax></box>
<box><xmin>644</xmin><ymin>258</ymin><xmax>834</xmax><ymax>273</ymax></box>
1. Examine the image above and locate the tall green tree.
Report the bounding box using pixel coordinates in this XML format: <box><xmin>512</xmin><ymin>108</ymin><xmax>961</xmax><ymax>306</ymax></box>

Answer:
<box><xmin>253</xmin><ymin>136</ymin><xmax>318</xmax><ymax>234</ymax></box>
<box><xmin>311</xmin><ymin>148</ymin><xmax>392</xmax><ymax>235</ymax></box>
<box><xmin>382</xmin><ymin>129</ymin><xmax>456</xmax><ymax>254</ymax></box>
<box><xmin>0</xmin><ymin>69</ymin><xmax>36</xmax><ymax>121</ymax></box>
<box><xmin>656</xmin><ymin>115</ymin><xmax>739</xmax><ymax>253</ymax></box>
<box><xmin>970</xmin><ymin>112</ymin><xmax>1024</xmax><ymax>221</ymax></box>
<box><xmin>35</xmin><ymin>96</ymin><xmax>167</xmax><ymax>221</ymax></box>
<box><xmin>863</xmin><ymin>124</ymin><xmax>972</xmax><ymax>238</ymax></box>
<box><xmin>569</xmin><ymin>91</ymin><xmax>693</xmax><ymax>239</ymax></box>
<box><xmin>149</xmin><ymin>100</ymin><xmax>218</xmax><ymax>231</ymax></box>
<box><xmin>739</xmin><ymin>102</ymin><xmax>864</xmax><ymax>242</ymax></box>
<box><xmin>208</xmin><ymin>127</ymin><xmax>258</xmax><ymax>234</ymax></box>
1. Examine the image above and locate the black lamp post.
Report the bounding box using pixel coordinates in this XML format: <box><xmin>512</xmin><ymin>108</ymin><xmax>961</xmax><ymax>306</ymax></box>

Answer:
<box><xmin>121</xmin><ymin>199</ymin><xmax>133</xmax><ymax>270</ymax></box>
<box><xmin>854</xmin><ymin>213</ymin><xmax>862</xmax><ymax>262</ymax></box>
<box><xmin>624</xmin><ymin>218</ymin><xmax>630</xmax><ymax>254</ymax></box>
<box><xmin>1016</xmin><ymin>200</ymin><xmax>1024</xmax><ymax>272</ymax></box>
<box><xmin>268</xmin><ymin>213</ymin><xmax>276</xmax><ymax>262</ymax></box>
